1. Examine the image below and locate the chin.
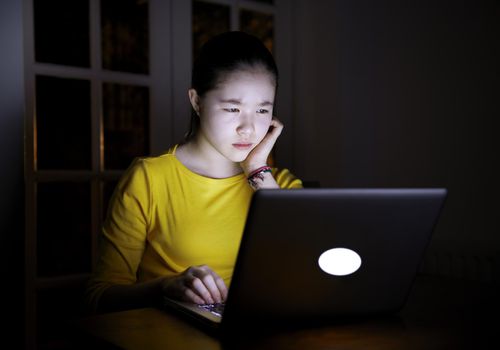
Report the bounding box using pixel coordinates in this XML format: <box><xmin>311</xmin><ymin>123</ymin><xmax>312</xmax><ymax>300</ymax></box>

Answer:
<box><xmin>225</xmin><ymin>150</ymin><xmax>250</xmax><ymax>163</ymax></box>
<box><xmin>228</xmin><ymin>155</ymin><xmax>247</xmax><ymax>163</ymax></box>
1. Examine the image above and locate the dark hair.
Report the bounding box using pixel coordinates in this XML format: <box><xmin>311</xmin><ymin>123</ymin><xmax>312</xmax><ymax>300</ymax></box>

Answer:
<box><xmin>184</xmin><ymin>31</ymin><xmax>279</xmax><ymax>142</ymax></box>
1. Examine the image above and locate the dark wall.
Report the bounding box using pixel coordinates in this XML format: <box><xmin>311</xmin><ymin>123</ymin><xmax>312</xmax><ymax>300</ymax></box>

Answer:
<box><xmin>0</xmin><ymin>0</ymin><xmax>25</xmax><ymax>345</ymax></box>
<box><xmin>294</xmin><ymin>0</ymin><xmax>499</xmax><ymax>256</ymax></box>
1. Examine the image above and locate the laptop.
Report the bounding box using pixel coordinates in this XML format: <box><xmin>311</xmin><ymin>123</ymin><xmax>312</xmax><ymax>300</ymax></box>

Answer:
<box><xmin>162</xmin><ymin>188</ymin><xmax>447</xmax><ymax>333</ymax></box>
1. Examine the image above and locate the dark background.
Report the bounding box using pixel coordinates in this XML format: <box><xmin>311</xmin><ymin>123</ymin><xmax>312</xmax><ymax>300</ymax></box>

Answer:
<box><xmin>1</xmin><ymin>0</ymin><xmax>498</xmax><ymax>347</ymax></box>
<box><xmin>291</xmin><ymin>0</ymin><xmax>499</xmax><ymax>272</ymax></box>
<box><xmin>0</xmin><ymin>0</ymin><xmax>25</xmax><ymax>345</ymax></box>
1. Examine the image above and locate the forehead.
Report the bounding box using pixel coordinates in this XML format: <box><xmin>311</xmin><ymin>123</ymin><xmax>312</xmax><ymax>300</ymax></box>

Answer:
<box><xmin>214</xmin><ymin>69</ymin><xmax>276</xmax><ymax>97</ymax></box>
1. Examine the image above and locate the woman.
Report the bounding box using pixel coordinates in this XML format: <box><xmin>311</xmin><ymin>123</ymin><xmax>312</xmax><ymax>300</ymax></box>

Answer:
<box><xmin>85</xmin><ymin>31</ymin><xmax>302</xmax><ymax>313</ymax></box>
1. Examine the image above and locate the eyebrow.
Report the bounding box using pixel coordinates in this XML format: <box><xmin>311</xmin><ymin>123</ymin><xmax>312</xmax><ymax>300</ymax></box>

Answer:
<box><xmin>219</xmin><ymin>99</ymin><xmax>273</xmax><ymax>107</ymax></box>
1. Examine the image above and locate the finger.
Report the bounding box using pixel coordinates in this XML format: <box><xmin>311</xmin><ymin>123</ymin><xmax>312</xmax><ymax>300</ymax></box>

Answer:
<box><xmin>214</xmin><ymin>276</ymin><xmax>228</xmax><ymax>301</ymax></box>
<box><xmin>184</xmin><ymin>266</ymin><xmax>215</xmax><ymax>303</ymax></box>
<box><xmin>190</xmin><ymin>277</ymin><xmax>215</xmax><ymax>304</ymax></box>
<box><xmin>206</xmin><ymin>269</ymin><xmax>228</xmax><ymax>302</ymax></box>
<box><xmin>258</xmin><ymin>123</ymin><xmax>282</xmax><ymax>151</ymax></box>
<box><xmin>269</xmin><ymin>117</ymin><xmax>284</xmax><ymax>136</ymax></box>
<box><xmin>193</xmin><ymin>267</ymin><xmax>223</xmax><ymax>303</ymax></box>
<box><xmin>201</xmin><ymin>274</ymin><xmax>224</xmax><ymax>303</ymax></box>
<box><xmin>181</xmin><ymin>287</ymin><xmax>206</xmax><ymax>305</ymax></box>
<box><xmin>271</xmin><ymin>116</ymin><xmax>283</xmax><ymax>128</ymax></box>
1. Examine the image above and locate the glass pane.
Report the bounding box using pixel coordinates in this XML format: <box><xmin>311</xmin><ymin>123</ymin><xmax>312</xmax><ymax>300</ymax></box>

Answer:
<box><xmin>103</xmin><ymin>83</ymin><xmax>149</xmax><ymax>170</ymax></box>
<box><xmin>101</xmin><ymin>0</ymin><xmax>149</xmax><ymax>74</ymax></box>
<box><xmin>36</xmin><ymin>75</ymin><xmax>91</xmax><ymax>170</ymax></box>
<box><xmin>101</xmin><ymin>180</ymin><xmax>119</xmax><ymax>223</ymax></box>
<box><xmin>192</xmin><ymin>0</ymin><xmax>230</xmax><ymax>60</ymax></box>
<box><xmin>239</xmin><ymin>9</ymin><xmax>274</xmax><ymax>53</ymax></box>
<box><xmin>37</xmin><ymin>182</ymin><xmax>91</xmax><ymax>277</ymax></box>
<box><xmin>34</xmin><ymin>0</ymin><xmax>90</xmax><ymax>67</ymax></box>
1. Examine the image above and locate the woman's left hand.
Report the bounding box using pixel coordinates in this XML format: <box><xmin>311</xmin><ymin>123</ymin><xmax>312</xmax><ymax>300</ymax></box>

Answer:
<box><xmin>240</xmin><ymin>116</ymin><xmax>283</xmax><ymax>175</ymax></box>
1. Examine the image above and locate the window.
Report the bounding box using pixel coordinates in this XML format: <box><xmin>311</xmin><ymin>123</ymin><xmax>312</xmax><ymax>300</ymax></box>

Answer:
<box><xmin>25</xmin><ymin>0</ymin><xmax>291</xmax><ymax>347</ymax></box>
<box><xmin>192</xmin><ymin>0</ymin><xmax>276</xmax><ymax>57</ymax></box>
<box><xmin>25</xmin><ymin>0</ymin><xmax>166</xmax><ymax>347</ymax></box>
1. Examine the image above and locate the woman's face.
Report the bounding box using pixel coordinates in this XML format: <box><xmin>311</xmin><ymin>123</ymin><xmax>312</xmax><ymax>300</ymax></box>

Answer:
<box><xmin>193</xmin><ymin>69</ymin><xmax>276</xmax><ymax>163</ymax></box>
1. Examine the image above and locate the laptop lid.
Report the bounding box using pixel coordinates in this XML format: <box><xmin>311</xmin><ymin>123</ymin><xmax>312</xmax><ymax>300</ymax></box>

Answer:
<box><xmin>221</xmin><ymin>188</ymin><xmax>447</xmax><ymax>326</ymax></box>
<box><xmin>164</xmin><ymin>188</ymin><xmax>447</xmax><ymax>330</ymax></box>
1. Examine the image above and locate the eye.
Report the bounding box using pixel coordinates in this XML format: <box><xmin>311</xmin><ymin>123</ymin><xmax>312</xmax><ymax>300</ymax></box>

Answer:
<box><xmin>223</xmin><ymin>108</ymin><xmax>239</xmax><ymax>113</ymax></box>
<box><xmin>257</xmin><ymin>109</ymin><xmax>269</xmax><ymax>114</ymax></box>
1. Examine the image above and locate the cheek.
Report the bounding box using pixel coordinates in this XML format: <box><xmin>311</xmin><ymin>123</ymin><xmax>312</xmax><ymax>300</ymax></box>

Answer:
<box><xmin>255</xmin><ymin>118</ymin><xmax>272</xmax><ymax>139</ymax></box>
<box><xmin>204</xmin><ymin>115</ymin><xmax>236</xmax><ymax>139</ymax></box>
<box><xmin>201</xmin><ymin>112</ymin><xmax>230</xmax><ymax>135</ymax></box>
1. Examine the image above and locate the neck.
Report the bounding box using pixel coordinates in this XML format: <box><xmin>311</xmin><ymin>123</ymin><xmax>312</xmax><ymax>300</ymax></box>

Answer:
<box><xmin>177</xmin><ymin>137</ymin><xmax>242</xmax><ymax>179</ymax></box>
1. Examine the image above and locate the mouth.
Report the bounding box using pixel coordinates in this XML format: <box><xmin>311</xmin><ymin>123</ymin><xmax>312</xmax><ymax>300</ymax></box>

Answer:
<box><xmin>232</xmin><ymin>143</ymin><xmax>253</xmax><ymax>150</ymax></box>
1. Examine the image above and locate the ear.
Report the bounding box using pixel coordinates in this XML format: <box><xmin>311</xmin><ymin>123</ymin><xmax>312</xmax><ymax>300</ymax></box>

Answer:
<box><xmin>188</xmin><ymin>89</ymin><xmax>201</xmax><ymax>116</ymax></box>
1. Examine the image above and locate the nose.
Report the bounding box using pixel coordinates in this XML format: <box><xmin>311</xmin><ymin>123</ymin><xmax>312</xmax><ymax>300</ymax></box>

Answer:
<box><xmin>236</xmin><ymin>114</ymin><xmax>254</xmax><ymax>137</ymax></box>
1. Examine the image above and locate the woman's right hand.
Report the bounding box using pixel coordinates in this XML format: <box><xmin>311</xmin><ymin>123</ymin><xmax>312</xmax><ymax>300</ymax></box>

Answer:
<box><xmin>161</xmin><ymin>265</ymin><xmax>228</xmax><ymax>305</ymax></box>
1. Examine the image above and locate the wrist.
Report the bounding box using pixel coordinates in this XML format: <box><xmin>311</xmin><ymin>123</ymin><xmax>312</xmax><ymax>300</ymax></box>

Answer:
<box><xmin>157</xmin><ymin>275</ymin><xmax>173</xmax><ymax>296</ymax></box>
<box><xmin>246</xmin><ymin>165</ymin><xmax>272</xmax><ymax>189</ymax></box>
<box><xmin>242</xmin><ymin>163</ymin><xmax>268</xmax><ymax>177</ymax></box>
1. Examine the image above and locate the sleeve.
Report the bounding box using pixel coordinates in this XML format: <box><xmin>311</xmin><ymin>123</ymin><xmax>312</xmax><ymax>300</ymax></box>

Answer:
<box><xmin>85</xmin><ymin>158</ymin><xmax>152</xmax><ymax>313</ymax></box>
<box><xmin>273</xmin><ymin>168</ymin><xmax>303</xmax><ymax>189</ymax></box>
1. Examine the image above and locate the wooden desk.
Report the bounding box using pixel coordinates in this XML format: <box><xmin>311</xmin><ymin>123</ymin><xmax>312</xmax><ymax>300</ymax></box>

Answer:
<box><xmin>72</xmin><ymin>275</ymin><xmax>499</xmax><ymax>349</ymax></box>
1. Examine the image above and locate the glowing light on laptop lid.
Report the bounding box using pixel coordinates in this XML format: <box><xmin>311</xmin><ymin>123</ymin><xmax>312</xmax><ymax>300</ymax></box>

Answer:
<box><xmin>318</xmin><ymin>248</ymin><xmax>362</xmax><ymax>276</ymax></box>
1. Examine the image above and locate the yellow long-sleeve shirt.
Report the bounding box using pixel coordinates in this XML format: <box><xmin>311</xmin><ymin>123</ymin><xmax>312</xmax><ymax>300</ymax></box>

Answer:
<box><xmin>85</xmin><ymin>145</ymin><xmax>302</xmax><ymax>311</ymax></box>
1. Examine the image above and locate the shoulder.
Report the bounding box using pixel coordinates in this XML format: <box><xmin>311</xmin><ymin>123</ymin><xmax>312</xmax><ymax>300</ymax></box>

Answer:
<box><xmin>131</xmin><ymin>145</ymin><xmax>178</xmax><ymax>176</ymax></box>
<box><xmin>140</xmin><ymin>153</ymin><xmax>177</xmax><ymax>174</ymax></box>
<box><xmin>272</xmin><ymin>168</ymin><xmax>303</xmax><ymax>189</ymax></box>
<box><xmin>117</xmin><ymin>146</ymin><xmax>179</xmax><ymax>189</ymax></box>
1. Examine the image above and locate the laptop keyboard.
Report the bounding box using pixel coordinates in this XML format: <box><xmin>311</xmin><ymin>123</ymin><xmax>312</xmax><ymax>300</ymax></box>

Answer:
<box><xmin>198</xmin><ymin>302</ymin><xmax>225</xmax><ymax>317</ymax></box>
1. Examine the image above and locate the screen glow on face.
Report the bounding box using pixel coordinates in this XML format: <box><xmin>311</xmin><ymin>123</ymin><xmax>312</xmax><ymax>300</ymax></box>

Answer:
<box><xmin>318</xmin><ymin>248</ymin><xmax>362</xmax><ymax>276</ymax></box>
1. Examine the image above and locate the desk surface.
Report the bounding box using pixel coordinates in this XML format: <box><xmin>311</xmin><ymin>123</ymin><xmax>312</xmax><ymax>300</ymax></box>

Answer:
<box><xmin>73</xmin><ymin>275</ymin><xmax>499</xmax><ymax>350</ymax></box>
